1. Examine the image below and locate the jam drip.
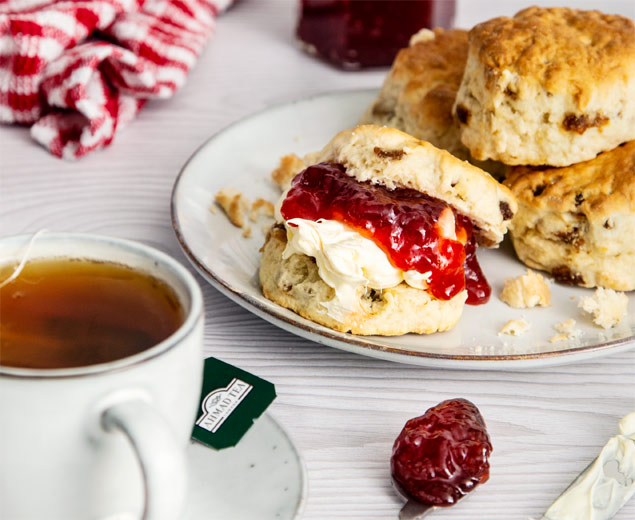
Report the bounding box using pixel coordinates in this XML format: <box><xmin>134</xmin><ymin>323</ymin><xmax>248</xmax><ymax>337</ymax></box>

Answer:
<box><xmin>391</xmin><ymin>399</ymin><xmax>493</xmax><ymax>507</ymax></box>
<box><xmin>280</xmin><ymin>163</ymin><xmax>490</xmax><ymax>304</ymax></box>
<box><xmin>461</xmin><ymin>218</ymin><xmax>491</xmax><ymax>305</ymax></box>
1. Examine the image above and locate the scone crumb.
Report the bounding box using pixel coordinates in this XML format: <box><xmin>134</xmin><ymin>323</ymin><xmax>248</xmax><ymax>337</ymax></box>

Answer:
<box><xmin>208</xmin><ymin>204</ymin><xmax>217</xmax><ymax>214</ymax></box>
<box><xmin>272</xmin><ymin>154</ymin><xmax>304</xmax><ymax>190</ymax></box>
<box><xmin>579</xmin><ymin>288</ymin><xmax>628</xmax><ymax>329</ymax></box>
<box><xmin>498</xmin><ymin>318</ymin><xmax>530</xmax><ymax>336</ymax></box>
<box><xmin>554</xmin><ymin>318</ymin><xmax>579</xmax><ymax>335</ymax></box>
<box><xmin>215</xmin><ymin>187</ymin><xmax>250</xmax><ymax>228</ymax></box>
<box><xmin>250</xmin><ymin>198</ymin><xmax>275</xmax><ymax>222</ymax></box>
<box><xmin>242</xmin><ymin>226</ymin><xmax>252</xmax><ymax>239</ymax></box>
<box><xmin>550</xmin><ymin>319</ymin><xmax>581</xmax><ymax>342</ymax></box>
<box><xmin>409</xmin><ymin>28</ymin><xmax>435</xmax><ymax>46</ymax></box>
<box><xmin>500</xmin><ymin>270</ymin><xmax>551</xmax><ymax>308</ymax></box>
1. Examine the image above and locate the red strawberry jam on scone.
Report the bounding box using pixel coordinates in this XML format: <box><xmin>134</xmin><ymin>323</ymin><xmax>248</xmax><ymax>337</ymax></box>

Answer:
<box><xmin>391</xmin><ymin>398</ymin><xmax>492</xmax><ymax>507</ymax></box>
<box><xmin>280</xmin><ymin>163</ymin><xmax>490</xmax><ymax>304</ymax></box>
<box><xmin>260</xmin><ymin>126</ymin><xmax>517</xmax><ymax>336</ymax></box>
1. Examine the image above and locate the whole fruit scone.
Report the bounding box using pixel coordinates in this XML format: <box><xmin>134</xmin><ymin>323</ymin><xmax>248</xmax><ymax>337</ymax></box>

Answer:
<box><xmin>454</xmin><ymin>7</ymin><xmax>635</xmax><ymax>167</ymax></box>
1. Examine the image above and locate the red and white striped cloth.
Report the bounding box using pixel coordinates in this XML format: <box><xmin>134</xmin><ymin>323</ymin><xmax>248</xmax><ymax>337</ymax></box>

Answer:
<box><xmin>0</xmin><ymin>0</ymin><xmax>232</xmax><ymax>158</ymax></box>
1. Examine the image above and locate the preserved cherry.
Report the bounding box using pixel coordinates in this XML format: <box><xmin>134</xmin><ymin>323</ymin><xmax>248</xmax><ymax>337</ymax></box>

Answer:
<box><xmin>391</xmin><ymin>399</ymin><xmax>493</xmax><ymax>507</ymax></box>
<box><xmin>279</xmin><ymin>162</ymin><xmax>490</xmax><ymax>304</ymax></box>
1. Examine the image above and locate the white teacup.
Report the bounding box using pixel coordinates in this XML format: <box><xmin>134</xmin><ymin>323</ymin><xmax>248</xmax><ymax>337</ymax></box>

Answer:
<box><xmin>0</xmin><ymin>233</ymin><xmax>204</xmax><ymax>520</ymax></box>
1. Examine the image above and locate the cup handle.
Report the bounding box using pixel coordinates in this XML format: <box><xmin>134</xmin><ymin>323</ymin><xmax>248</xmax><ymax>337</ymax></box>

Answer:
<box><xmin>101</xmin><ymin>399</ymin><xmax>188</xmax><ymax>520</ymax></box>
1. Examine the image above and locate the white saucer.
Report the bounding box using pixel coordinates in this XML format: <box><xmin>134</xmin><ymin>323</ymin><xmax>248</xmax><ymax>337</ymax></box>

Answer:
<box><xmin>183</xmin><ymin>413</ymin><xmax>306</xmax><ymax>519</ymax></box>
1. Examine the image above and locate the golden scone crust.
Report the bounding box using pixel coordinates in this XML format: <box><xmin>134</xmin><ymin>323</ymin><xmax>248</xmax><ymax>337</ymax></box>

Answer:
<box><xmin>259</xmin><ymin>225</ymin><xmax>466</xmax><ymax>336</ymax></box>
<box><xmin>301</xmin><ymin>125</ymin><xmax>517</xmax><ymax>246</ymax></box>
<box><xmin>454</xmin><ymin>7</ymin><xmax>635</xmax><ymax>166</ymax></box>
<box><xmin>359</xmin><ymin>28</ymin><xmax>505</xmax><ymax>178</ymax></box>
<box><xmin>360</xmin><ymin>29</ymin><xmax>468</xmax><ymax>158</ymax></box>
<box><xmin>505</xmin><ymin>141</ymin><xmax>635</xmax><ymax>290</ymax></box>
<box><xmin>271</xmin><ymin>154</ymin><xmax>305</xmax><ymax>191</ymax></box>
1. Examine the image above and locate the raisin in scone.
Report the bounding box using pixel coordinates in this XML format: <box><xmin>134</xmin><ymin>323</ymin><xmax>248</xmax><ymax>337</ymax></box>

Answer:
<box><xmin>260</xmin><ymin>125</ymin><xmax>517</xmax><ymax>336</ymax></box>
<box><xmin>505</xmin><ymin>141</ymin><xmax>635</xmax><ymax>291</ymax></box>
<box><xmin>454</xmin><ymin>7</ymin><xmax>635</xmax><ymax>167</ymax></box>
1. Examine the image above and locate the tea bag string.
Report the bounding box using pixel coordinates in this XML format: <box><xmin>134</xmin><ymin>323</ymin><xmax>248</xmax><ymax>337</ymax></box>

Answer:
<box><xmin>0</xmin><ymin>229</ymin><xmax>48</xmax><ymax>289</ymax></box>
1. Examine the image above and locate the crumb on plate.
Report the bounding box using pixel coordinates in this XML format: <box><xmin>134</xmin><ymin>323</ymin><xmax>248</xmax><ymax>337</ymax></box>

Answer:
<box><xmin>500</xmin><ymin>269</ymin><xmax>551</xmax><ymax>308</ymax></box>
<box><xmin>215</xmin><ymin>187</ymin><xmax>250</xmax><ymax>228</ymax></box>
<box><xmin>250</xmin><ymin>198</ymin><xmax>275</xmax><ymax>222</ymax></box>
<box><xmin>550</xmin><ymin>319</ymin><xmax>581</xmax><ymax>342</ymax></box>
<box><xmin>272</xmin><ymin>154</ymin><xmax>304</xmax><ymax>191</ymax></box>
<box><xmin>579</xmin><ymin>288</ymin><xmax>628</xmax><ymax>329</ymax></box>
<box><xmin>498</xmin><ymin>318</ymin><xmax>530</xmax><ymax>336</ymax></box>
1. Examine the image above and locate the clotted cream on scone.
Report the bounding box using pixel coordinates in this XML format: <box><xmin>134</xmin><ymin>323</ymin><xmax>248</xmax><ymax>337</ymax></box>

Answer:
<box><xmin>260</xmin><ymin>125</ymin><xmax>517</xmax><ymax>335</ymax></box>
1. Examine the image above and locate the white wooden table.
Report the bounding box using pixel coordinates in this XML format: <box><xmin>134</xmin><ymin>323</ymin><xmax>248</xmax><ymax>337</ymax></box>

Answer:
<box><xmin>2</xmin><ymin>1</ymin><xmax>634</xmax><ymax>518</ymax></box>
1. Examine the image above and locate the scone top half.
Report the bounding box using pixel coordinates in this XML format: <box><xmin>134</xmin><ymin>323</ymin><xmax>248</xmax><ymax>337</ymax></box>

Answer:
<box><xmin>301</xmin><ymin>125</ymin><xmax>517</xmax><ymax>247</ymax></box>
<box><xmin>454</xmin><ymin>7</ymin><xmax>635</xmax><ymax>167</ymax></box>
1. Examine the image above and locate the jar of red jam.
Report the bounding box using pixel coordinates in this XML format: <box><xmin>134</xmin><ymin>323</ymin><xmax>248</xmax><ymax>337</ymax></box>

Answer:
<box><xmin>296</xmin><ymin>0</ymin><xmax>456</xmax><ymax>69</ymax></box>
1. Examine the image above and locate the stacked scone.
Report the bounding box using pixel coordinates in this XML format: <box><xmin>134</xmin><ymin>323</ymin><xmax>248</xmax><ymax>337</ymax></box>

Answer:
<box><xmin>365</xmin><ymin>7</ymin><xmax>635</xmax><ymax>293</ymax></box>
<box><xmin>453</xmin><ymin>7</ymin><xmax>635</xmax><ymax>292</ymax></box>
<box><xmin>260</xmin><ymin>125</ymin><xmax>516</xmax><ymax>335</ymax></box>
<box><xmin>259</xmin><ymin>7</ymin><xmax>633</xmax><ymax>336</ymax></box>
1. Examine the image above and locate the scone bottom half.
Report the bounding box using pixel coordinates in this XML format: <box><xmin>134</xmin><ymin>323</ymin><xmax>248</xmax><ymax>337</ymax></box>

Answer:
<box><xmin>260</xmin><ymin>225</ymin><xmax>467</xmax><ymax>336</ymax></box>
<box><xmin>259</xmin><ymin>125</ymin><xmax>518</xmax><ymax>336</ymax></box>
<box><xmin>504</xmin><ymin>141</ymin><xmax>635</xmax><ymax>292</ymax></box>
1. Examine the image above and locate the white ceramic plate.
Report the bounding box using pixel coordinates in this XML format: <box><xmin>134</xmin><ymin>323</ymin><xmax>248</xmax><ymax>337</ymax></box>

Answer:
<box><xmin>171</xmin><ymin>89</ymin><xmax>635</xmax><ymax>369</ymax></box>
<box><xmin>183</xmin><ymin>413</ymin><xmax>306</xmax><ymax>520</ymax></box>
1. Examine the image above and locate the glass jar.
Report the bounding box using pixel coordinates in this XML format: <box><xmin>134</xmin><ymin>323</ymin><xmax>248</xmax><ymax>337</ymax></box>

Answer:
<box><xmin>296</xmin><ymin>0</ymin><xmax>456</xmax><ymax>69</ymax></box>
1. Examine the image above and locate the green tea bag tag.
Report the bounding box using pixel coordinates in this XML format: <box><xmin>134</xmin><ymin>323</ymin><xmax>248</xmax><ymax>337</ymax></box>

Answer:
<box><xmin>192</xmin><ymin>357</ymin><xmax>276</xmax><ymax>450</ymax></box>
